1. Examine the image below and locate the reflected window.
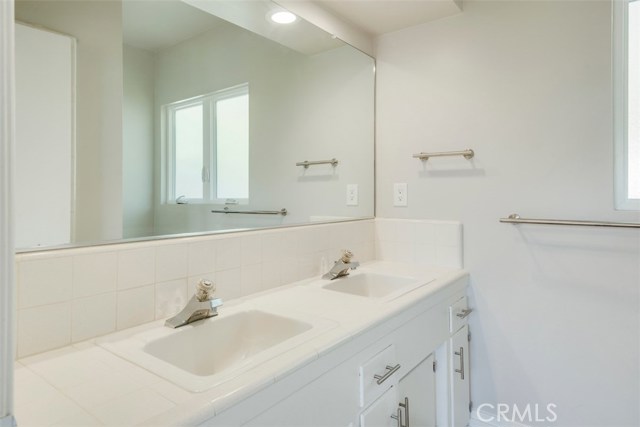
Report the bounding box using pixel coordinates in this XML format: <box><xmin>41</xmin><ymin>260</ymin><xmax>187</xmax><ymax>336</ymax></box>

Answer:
<box><xmin>614</xmin><ymin>0</ymin><xmax>640</xmax><ymax>209</ymax></box>
<box><xmin>164</xmin><ymin>84</ymin><xmax>249</xmax><ymax>204</ymax></box>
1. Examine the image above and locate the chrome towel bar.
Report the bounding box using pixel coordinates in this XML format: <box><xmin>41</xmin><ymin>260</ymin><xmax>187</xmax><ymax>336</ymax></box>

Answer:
<box><xmin>296</xmin><ymin>158</ymin><xmax>339</xmax><ymax>168</ymax></box>
<box><xmin>500</xmin><ymin>213</ymin><xmax>640</xmax><ymax>229</ymax></box>
<box><xmin>412</xmin><ymin>149</ymin><xmax>474</xmax><ymax>161</ymax></box>
<box><xmin>211</xmin><ymin>207</ymin><xmax>288</xmax><ymax>216</ymax></box>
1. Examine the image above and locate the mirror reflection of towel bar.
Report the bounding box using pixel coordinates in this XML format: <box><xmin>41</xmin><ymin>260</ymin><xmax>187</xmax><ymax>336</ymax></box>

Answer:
<box><xmin>211</xmin><ymin>207</ymin><xmax>288</xmax><ymax>216</ymax></box>
<box><xmin>500</xmin><ymin>213</ymin><xmax>640</xmax><ymax>229</ymax></box>
<box><xmin>296</xmin><ymin>159</ymin><xmax>338</xmax><ymax>168</ymax></box>
<box><xmin>412</xmin><ymin>149</ymin><xmax>474</xmax><ymax>161</ymax></box>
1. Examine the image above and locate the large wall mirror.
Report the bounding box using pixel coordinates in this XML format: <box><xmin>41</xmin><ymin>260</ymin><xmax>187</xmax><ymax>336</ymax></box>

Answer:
<box><xmin>14</xmin><ymin>0</ymin><xmax>375</xmax><ymax>251</ymax></box>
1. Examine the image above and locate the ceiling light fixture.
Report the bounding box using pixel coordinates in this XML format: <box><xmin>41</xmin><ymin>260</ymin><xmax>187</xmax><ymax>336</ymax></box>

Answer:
<box><xmin>270</xmin><ymin>11</ymin><xmax>297</xmax><ymax>24</ymax></box>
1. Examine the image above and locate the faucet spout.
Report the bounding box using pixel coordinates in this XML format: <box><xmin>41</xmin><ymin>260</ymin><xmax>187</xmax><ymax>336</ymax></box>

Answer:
<box><xmin>322</xmin><ymin>250</ymin><xmax>360</xmax><ymax>280</ymax></box>
<box><xmin>165</xmin><ymin>279</ymin><xmax>223</xmax><ymax>328</ymax></box>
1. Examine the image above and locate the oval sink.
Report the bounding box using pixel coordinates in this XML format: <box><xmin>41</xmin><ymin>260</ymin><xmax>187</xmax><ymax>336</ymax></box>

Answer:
<box><xmin>99</xmin><ymin>309</ymin><xmax>336</xmax><ymax>392</ymax></box>
<box><xmin>145</xmin><ymin>310</ymin><xmax>312</xmax><ymax>377</ymax></box>
<box><xmin>322</xmin><ymin>272</ymin><xmax>432</xmax><ymax>299</ymax></box>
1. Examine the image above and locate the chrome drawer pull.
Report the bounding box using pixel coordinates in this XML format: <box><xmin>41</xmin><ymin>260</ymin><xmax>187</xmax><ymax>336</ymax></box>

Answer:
<box><xmin>456</xmin><ymin>308</ymin><xmax>473</xmax><ymax>319</ymax></box>
<box><xmin>391</xmin><ymin>397</ymin><xmax>410</xmax><ymax>427</ymax></box>
<box><xmin>374</xmin><ymin>364</ymin><xmax>401</xmax><ymax>384</ymax></box>
<box><xmin>454</xmin><ymin>347</ymin><xmax>465</xmax><ymax>380</ymax></box>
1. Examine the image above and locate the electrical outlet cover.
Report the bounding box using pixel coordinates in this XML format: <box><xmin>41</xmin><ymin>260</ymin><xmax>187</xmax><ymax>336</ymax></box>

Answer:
<box><xmin>393</xmin><ymin>183</ymin><xmax>408</xmax><ymax>207</ymax></box>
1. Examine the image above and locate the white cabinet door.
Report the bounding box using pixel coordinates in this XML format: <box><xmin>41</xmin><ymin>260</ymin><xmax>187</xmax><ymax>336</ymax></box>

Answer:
<box><xmin>397</xmin><ymin>353</ymin><xmax>436</xmax><ymax>427</ymax></box>
<box><xmin>450</xmin><ymin>325</ymin><xmax>470</xmax><ymax>427</ymax></box>
<box><xmin>360</xmin><ymin>387</ymin><xmax>398</xmax><ymax>427</ymax></box>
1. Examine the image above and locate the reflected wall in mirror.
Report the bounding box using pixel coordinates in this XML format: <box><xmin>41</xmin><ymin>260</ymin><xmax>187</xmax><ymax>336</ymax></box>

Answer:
<box><xmin>14</xmin><ymin>0</ymin><xmax>375</xmax><ymax>251</ymax></box>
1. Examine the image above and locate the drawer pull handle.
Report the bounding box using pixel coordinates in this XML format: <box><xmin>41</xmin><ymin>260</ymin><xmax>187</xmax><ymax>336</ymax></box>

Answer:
<box><xmin>456</xmin><ymin>308</ymin><xmax>473</xmax><ymax>319</ymax></box>
<box><xmin>454</xmin><ymin>347</ymin><xmax>465</xmax><ymax>380</ymax></box>
<box><xmin>374</xmin><ymin>364</ymin><xmax>401</xmax><ymax>384</ymax></box>
<box><xmin>391</xmin><ymin>397</ymin><xmax>410</xmax><ymax>427</ymax></box>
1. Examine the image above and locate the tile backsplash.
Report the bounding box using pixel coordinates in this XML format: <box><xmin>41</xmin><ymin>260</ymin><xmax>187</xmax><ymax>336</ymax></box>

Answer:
<box><xmin>15</xmin><ymin>220</ymin><xmax>374</xmax><ymax>358</ymax></box>
<box><xmin>15</xmin><ymin>218</ymin><xmax>462</xmax><ymax>358</ymax></box>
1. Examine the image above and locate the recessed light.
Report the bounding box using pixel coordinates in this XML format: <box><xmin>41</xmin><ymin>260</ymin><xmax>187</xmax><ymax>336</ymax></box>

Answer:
<box><xmin>270</xmin><ymin>11</ymin><xmax>297</xmax><ymax>24</ymax></box>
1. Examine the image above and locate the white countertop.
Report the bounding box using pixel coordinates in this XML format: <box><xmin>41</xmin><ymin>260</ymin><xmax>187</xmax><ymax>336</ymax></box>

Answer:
<box><xmin>14</xmin><ymin>261</ymin><xmax>468</xmax><ymax>427</ymax></box>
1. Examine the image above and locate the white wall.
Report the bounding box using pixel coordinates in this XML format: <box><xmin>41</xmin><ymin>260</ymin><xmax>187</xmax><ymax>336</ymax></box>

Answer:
<box><xmin>14</xmin><ymin>24</ymin><xmax>74</xmax><ymax>248</ymax></box>
<box><xmin>151</xmin><ymin>22</ymin><xmax>374</xmax><ymax>235</ymax></box>
<box><xmin>0</xmin><ymin>0</ymin><xmax>15</xmax><ymax>423</ymax></box>
<box><xmin>123</xmin><ymin>45</ymin><xmax>155</xmax><ymax>239</ymax></box>
<box><xmin>15</xmin><ymin>0</ymin><xmax>123</xmax><ymax>243</ymax></box>
<box><xmin>375</xmin><ymin>1</ymin><xmax>640</xmax><ymax>426</ymax></box>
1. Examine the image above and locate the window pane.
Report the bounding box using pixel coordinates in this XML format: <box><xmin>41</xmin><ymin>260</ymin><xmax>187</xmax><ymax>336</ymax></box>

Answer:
<box><xmin>174</xmin><ymin>104</ymin><xmax>203</xmax><ymax>199</ymax></box>
<box><xmin>216</xmin><ymin>94</ymin><xmax>249</xmax><ymax>199</ymax></box>
<box><xmin>628</xmin><ymin>0</ymin><xmax>640</xmax><ymax>199</ymax></box>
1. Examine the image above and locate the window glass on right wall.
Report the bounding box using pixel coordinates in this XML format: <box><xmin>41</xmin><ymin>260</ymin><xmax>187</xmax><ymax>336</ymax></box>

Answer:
<box><xmin>615</xmin><ymin>0</ymin><xmax>640</xmax><ymax>209</ymax></box>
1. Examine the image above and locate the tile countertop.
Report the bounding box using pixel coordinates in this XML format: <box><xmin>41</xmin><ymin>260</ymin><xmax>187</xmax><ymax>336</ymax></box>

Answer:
<box><xmin>14</xmin><ymin>261</ymin><xmax>468</xmax><ymax>427</ymax></box>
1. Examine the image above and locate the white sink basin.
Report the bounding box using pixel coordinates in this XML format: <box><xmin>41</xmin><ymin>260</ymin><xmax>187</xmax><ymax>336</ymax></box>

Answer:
<box><xmin>145</xmin><ymin>310</ymin><xmax>312</xmax><ymax>376</ymax></box>
<box><xmin>99</xmin><ymin>309</ymin><xmax>336</xmax><ymax>392</ymax></box>
<box><xmin>322</xmin><ymin>272</ymin><xmax>431</xmax><ymax>299</ymax></box>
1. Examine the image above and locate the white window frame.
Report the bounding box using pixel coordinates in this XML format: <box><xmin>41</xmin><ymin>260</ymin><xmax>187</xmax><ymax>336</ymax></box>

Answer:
<box><xmin>613</xmin><ymin>0</ymin><xmax>640</xmax><ymax>210</ymax></box>
<box><xmin>163</xmin><ymin>83</ymin><xmax>249</xmax><ymax>205</ymax></box>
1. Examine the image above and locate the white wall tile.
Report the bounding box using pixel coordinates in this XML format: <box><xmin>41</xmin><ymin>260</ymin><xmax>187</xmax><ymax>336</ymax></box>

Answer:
<box><xmin>375</xmin><ymin>219</ymin><xmax>397</xmax><ymax>241</ymax></box>
<box><xmin>155</xmin><ymin>244</ymin><xmax>187</xmax><ymax>282</ymax></box>
<box><xmin>14</xmin><ymin>220</ymin><xmax>379</xmax><ymax>349</ymax></box>
<box><xmin>280</xmin><ymin>256</ymin><xmax>299</xmax><ymax>285</ymax></box>
<box><xmin>216</xmin><ymin>237</ymin><xmax>242</xmax><ymax>271</ymax></box>
<box><xmin>187</xmin><ymin>240</ymin><xmax>216</xmax><ymax>276</ymax></box>
<box><xmin>261</xmin><ymin>232</ymin><xmax>284</xmax><ymax>262</ymax></box>
<box><xmin>73</xmin><ymin>252</ymin><xmax>117</xmax><ymax>297</ymax></box>
<box><xmin>72</xmin><ymin>293</ymin><xmax>116</xmax><ymax>342</ymax></box>
<box><xmin>214</xmin><ymin>268</ymin><xmax>242</xmax><ymax>300</ymax></box>
<box><xmin>395</xmin><ymin>220</ymin><xmax>414</xmax><ymax>243</ymax></box>
<box><xmin>436</xmin><ymin>223</ymin><xmax>462</xmax><ymax>247</ymax></box>
<box><xmin>280</xmin><ymin>230</ymin><xmax>298</xmax><ymax>257</ymax></box>
<box><xmin>262</xmin><ymin>262</ymin><xmax>282</xmax><ymax>290</ymax></box>
<box><xmin>414</xmin><ymin>222</ymin><xmax>436</xmax><ymax>243</ymax></box>
<box><xmin>117</xmin><ymin>247</ymin><xmax>155</xmax><ymax>290</ymax></box>
<box><xmin>241</xmin><ymin>264</ymin><xmax>263</xmax><ymax>296</ymax></box>
<box><xmin>18</xmin><ymin>257</ymin><xmax>73</xmax><ymax>309</ymax></box>
<box><xmin>155</xmin><ymin>279</ymin><xmax>188</xmax><ymax>320</ymax></box>
<box><xmin>241</xmin><ymin>235</ymin><xmax>262</xmax><ymax>266</ymax></box>
<box><xmin>18</xmin><ymin>302</ymin><xmax>71</xmax><ymax>357</ymax></box>
<box><xmin>117</xmin><ymin>285</ymin><xmax>155</xmax><ymax>330</ymax></box>
<box><xmin>415</xmin><ymin>243</ymin><xmax>437</xmax><ymax>265</ymax></box>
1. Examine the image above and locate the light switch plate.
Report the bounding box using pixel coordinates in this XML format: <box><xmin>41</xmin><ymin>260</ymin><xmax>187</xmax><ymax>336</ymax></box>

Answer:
<box><xmin>393</xmin><ymin>183</ymin><xmax>408</xmax><ymax>207</ymax></box>
<box><xmin>347</xmin><ymin>184</ymin><xmax>358</xmax><ymax>206</ymax></box>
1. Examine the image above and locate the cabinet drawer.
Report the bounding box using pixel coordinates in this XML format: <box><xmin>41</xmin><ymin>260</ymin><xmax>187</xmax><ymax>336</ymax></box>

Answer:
<box><xmin>360</xmin><ymin>386</ymin><xmax>398</xmax><ymax>427</ymax></box>
<box><xmin>449</xmin><ymin>297</ymin><xmax>471</xmax><ymax>333</ymax></box>
<box><xmin>360</xmin><ymin>345</ymin><xmax>399</xmax><ymax>408</ymax></box>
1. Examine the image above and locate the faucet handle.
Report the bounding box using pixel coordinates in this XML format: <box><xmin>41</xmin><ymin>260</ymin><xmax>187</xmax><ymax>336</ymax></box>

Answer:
<box><xmin>341</xmin><ymin>250</ymin><xmax>354</xmax><ymax>263</ymax></box>
<box><xmin>195</xmin><ymin>279</ymin><xmax>216</xmax><ymax>302</ymax></box>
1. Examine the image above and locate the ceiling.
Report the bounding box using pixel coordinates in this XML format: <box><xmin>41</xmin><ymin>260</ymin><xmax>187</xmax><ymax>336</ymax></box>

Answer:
<box><xmin>123</xmin><ymin>0</ymin><xmax>225</xmax><ymax>52</ymax></box>
<box><xmin>312</xmin><ymin>0</ymin><xmax>463</xmax><ymax>36</ymax></box>
<box><xmin>123</xmin><ymin>0</ymin><xmax>343</xmax><ymax>55</ymax></box>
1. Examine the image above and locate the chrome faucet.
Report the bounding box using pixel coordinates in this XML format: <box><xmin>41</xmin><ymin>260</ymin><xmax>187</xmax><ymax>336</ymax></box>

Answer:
<box><xmin>323</xmin><ymin>250</ymin><xmax>360</xmax><ymax>280</ymax></box>
<box><xmin>165</xmin><ymin>279</ymin><xmax>223</xmax><ymax>328</ymax></box>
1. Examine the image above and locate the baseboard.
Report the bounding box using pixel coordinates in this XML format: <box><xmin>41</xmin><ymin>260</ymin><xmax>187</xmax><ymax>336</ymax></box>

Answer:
<box><xmin>0</xmin><ymin>415</ymin><xmax>16</xmax><ymax>427</ymax></box>
<box><xmin>470</xmin><ymin>409</ymin><xmax>533</xmax><ymax>427</ymax></box>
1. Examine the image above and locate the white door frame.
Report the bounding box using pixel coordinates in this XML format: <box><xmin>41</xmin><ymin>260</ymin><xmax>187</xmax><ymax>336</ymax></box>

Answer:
<box><xmin>0</xmin><ymin>0</ymin><xmax>16</xmax><ymax>425</ymax></box>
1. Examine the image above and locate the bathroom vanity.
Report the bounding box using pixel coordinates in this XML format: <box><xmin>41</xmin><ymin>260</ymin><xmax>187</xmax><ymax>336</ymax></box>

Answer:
<box><xmin>14</xmin><ymin>262</ymin><xmax>470</xmax><ymax>427</ymax></box>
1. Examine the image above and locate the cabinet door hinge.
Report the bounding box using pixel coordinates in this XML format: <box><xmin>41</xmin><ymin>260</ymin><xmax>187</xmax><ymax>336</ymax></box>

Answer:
<box><xmin>467</xmin><ymin>331</ymin><xmax>471</xmax><ymax>342</ymax></box>
<box><xmin>432</xmin><ymin>360</ymin><xmax>437</xmax><ymax>372</ymax></box>
<box><xmin>469</xmin><ymin>401</ymin><xmax>473</xmax><ymax>413</ymax></box>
